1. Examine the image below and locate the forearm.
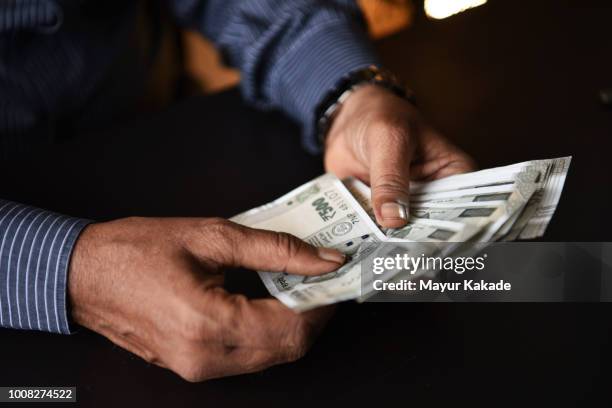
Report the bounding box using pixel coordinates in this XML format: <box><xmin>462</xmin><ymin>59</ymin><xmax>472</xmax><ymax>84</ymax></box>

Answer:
<box><xmin>170</xmin><ymin>0</ymin><xmax>380</xmax><ymax>152</ymax></box>
<box><xmin>0</xmin><ymin>199</ymin><xmax>90</xmax><ymax>334</ymax></box>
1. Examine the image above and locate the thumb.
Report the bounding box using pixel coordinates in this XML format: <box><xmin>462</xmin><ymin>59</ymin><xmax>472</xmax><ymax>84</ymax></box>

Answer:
<box><xmin>369</xmin><ymin>134</ymin><xmax>413</xmax><ymax>229</ymax></box>
<box><xmin>219</xmin><ymin>222</ymin><xmax>346</xmax><ymax>275</ymax></box>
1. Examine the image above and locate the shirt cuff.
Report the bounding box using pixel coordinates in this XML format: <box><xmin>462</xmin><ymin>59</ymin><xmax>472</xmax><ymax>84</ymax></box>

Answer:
<box><xmin>0</xmin><ymin>200</ymin><xmax>91</xmax><ymax>334</ymax></box>
<box><xmin>270</xmin><ymin>17</ymin><xmax>381</xmax><ymax>154</ymax></box>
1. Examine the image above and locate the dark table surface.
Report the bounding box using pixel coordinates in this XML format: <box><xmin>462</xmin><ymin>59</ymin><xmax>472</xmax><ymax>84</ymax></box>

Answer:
<box><xmin>1</xmin><ymin>1</ymin><xmax>612</xmax><ymax>406</ymax></box>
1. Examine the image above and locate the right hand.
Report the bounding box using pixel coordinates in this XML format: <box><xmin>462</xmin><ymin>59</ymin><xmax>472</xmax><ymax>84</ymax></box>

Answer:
<box><xmin>68</xmin><ymin>217</ymin><xmax>346</xmax><ymax>381</ymax></box>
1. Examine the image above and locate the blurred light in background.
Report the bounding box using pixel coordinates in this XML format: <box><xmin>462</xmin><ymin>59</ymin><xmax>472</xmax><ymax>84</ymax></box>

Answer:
<box><xmin>424</xmin><ymin>0</ymin><xmax>487</xmax><ymax>20</ymax></box>
<box><xmin>358</xmin><ymin>0</ymin><xmax>414</xmax><ymax>39</ymax></box>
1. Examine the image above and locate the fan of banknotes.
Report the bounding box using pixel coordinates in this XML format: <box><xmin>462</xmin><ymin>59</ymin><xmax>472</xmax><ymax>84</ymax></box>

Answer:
<box><xmin>231</xmin><ymin>157</ymin><xmax>571</xmax><ymax>311</ymax></box>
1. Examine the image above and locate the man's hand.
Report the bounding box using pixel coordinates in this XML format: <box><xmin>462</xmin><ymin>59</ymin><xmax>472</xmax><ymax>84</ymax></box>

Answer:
<box><xmin>324</xmin><ymin>85</ymin><xmax>476</xmax><ymax>229</ymax></box>
<box><xmin>68</xmin><ymin>217</ymin><xmax>345</xmax><ymax>382</ymax></box>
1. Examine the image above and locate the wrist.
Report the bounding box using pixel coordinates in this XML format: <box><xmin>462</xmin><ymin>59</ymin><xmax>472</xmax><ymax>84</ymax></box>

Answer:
<box><xmin>326</xmin><ymin>84</ymin><xmax>418</xmax><ymax>150</ymax></box>
<box><xmin>67</xmin><ymin>222</ymin><xmax>104</xmax><ymax>327</ymax></box>
<box><xmin>316</xmin><ymin>66</ymin><xmax>415</xmax><ymax>149</ymax></box>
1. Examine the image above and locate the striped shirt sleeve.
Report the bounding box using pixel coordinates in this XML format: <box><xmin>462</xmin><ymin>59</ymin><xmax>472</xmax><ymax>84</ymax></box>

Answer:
<box><xmin>170</xmin><ymin>0</ymin><xmax>381</xmax><ymax>153</ymax></box>
<box><xmin>0</xmin><ymin>200</ymin><xmax>91</xmax><ymax>334</ymax></box>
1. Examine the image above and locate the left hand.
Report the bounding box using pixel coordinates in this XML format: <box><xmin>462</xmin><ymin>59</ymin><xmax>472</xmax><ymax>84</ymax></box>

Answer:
<box><xmin>324</xmin><ymin>84</ymin><xmax>476</xmax><ymax>229</ymax></box>
<box><xmin>69</xmin><ymin>217</ymin><xmax>342</xmax><ymax>382</ymax></box>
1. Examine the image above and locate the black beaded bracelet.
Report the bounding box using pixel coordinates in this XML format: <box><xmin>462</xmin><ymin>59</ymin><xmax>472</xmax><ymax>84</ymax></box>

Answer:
<box><xmin>315</xmin><ymin>65</ymin><xmax>416</xmax><ymax>147</ymax></box>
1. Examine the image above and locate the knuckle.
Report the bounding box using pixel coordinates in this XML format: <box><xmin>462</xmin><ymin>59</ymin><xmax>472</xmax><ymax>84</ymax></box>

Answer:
<box><xmin>205</xmin><ymin>216</ymin><xmax>229</xmax><ymax>227</ymax></box>
<box><xmin>181</xmin><ymin>291</ymin><xmax>245</xmax><ymax>345</ymax></box>
<box><xmin>369</xmin><ymin>119</ymin><xmax>408</xmax><ymax>144</ymax></box>
<box><xmin>202</xmin><ymin>217</ymin><xmax>233</xmax><ymax>239</ymax></box>
<box><xmin>284</xmin><ymin>317</ymin><xmax>312</xmax><ymax>362</ymax></box>
<box><xmin>367</xmin><ymin>117</ymin><xmax>390</xmax><ymax>134</ymax></box>
<box><xmin>386</xmin><ymin>124</ymin><xmax>409</xmax><ymax>145</ymax></box>
<box><xmin>172</xmin><ymin>347</ymin><xmax>217</xmax><ymax>382</ymax></box>
<box><xmin>174</xmin><ymin>300</ymin><xmax>217</xmax><ymax>343</ymax></box>
<box><xmin>179</xmin><ymin>314</ymin><xmax>210</xmax><ymax>343</ymax></box>
<box><xmin>274</xmin><ymin>232</ymin><xmax>300</xmax><ymax>262</ymax></box>
<box><xmin>199</xmin><ymin>218</ymin><xmax>243</xmax><ymax>260</ymax></box>
<box><xmin>177</xmin><ymin>361</ymin><xmax>209</xmax><ymax>383</ymax></box>
<box><xmin>138</xmin><ymin>349</ymin><xmax>159</xmax><ymax>365</ymax></box>
<box><xmin>372</xmin><ymin>172</ymin><xmax>409</xmax><ymax>196</ymax></box>
<box><xmin>241</xmin><ymin>351</ymin><xmax>273</xmax><ymax>373</ymax></box>
<box><xmin>218</xmin><ymin>294</ymin><xmax>247</xmax><ymax>339</ymax></box>
<box><xmin>286</xmin><ymin>342</ymin><xmax>308</xmax><ymax>363</ymax></box>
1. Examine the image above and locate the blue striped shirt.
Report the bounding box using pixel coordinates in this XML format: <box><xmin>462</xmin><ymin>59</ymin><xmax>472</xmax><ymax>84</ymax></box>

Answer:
<box><xmin>0</xmin><ymin>0</ymin><xmax>379</xmax><ymax>334</ymax></box>
<box><xmin>0</xmin><ymin>202</ymin><xmax>90</xmax><ymax>334</ymax></box>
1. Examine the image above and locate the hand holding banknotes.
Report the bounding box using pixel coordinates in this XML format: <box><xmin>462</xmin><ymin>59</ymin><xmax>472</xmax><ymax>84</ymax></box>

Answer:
<box><xmin>67</xmin><ymin>217</ymin><xmax>343</xmax><ymax>381</ymax></box>
<box><xmin>324</xmin><ymin>84</ymin><xmax>476</xmax><ymax>228</ymax></box>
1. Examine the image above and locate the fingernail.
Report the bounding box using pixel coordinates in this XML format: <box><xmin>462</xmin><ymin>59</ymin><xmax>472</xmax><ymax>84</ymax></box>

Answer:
<box><xmin>317</xmin><ymin>248</ymin><xmax>346</xmax><ymax>264</ymax></box>
<box><xmin>381</xmin><ymin>202</ymin><xmax>408</xmax><ymax>221</ymax></box>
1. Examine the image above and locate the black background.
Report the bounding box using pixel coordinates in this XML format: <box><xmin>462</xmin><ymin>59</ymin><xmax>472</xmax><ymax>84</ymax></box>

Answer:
<box><xmin>1</xmin><ymin>1</ymin><xmax>612</xmax><ymax>406</ymax></box>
